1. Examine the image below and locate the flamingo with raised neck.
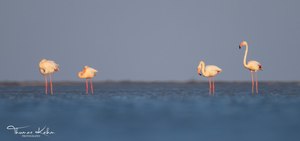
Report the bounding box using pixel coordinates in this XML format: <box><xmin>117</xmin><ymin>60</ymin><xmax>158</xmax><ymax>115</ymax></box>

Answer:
<box><xmin>239</xmin><ymin>41</ymin><xmax>263</xmax><ymax>94</ymax></box>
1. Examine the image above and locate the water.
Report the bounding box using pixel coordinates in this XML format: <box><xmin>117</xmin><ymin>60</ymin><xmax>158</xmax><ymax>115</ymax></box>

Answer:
<box><xmin>1</xmin><ymin>82</ymin><xmax>300</xmax><ymax>141</ymax></box>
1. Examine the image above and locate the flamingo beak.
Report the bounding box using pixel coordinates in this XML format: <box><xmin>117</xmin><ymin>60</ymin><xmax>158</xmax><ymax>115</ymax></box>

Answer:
<box><xmin>198</xmin><ymin>73</ymin><xmax>202</xmax><ymax>76</ymax></box>
<box><xmin>239</xmin><ymin>45</ymin><xmax>241</xmax><ymax>49</ymax></box>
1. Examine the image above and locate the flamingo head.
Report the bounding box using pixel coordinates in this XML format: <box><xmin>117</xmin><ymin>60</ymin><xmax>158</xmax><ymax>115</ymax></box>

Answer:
<box><xmin>239</xmin><ymin>41</ymin><xmax>248</xmax><ymax>49</ymax></box>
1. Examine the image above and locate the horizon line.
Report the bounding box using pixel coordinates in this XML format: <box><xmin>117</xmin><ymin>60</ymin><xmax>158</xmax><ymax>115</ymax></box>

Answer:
<box><xmin>0</xmin><ymin>80</ymin><xmax>299</xmax><ymax>87</ymax></box>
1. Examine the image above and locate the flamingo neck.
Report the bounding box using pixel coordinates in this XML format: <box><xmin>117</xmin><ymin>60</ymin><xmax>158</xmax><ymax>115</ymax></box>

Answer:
<box><xmin>201</xmin><ymin>62</ymin><xmax>208</xmax><ymax>76</ymax></box>
<box><xmin>243</xmin><ymin>44</ymin><xmax>248</xmax><ymax>68</ymax></box>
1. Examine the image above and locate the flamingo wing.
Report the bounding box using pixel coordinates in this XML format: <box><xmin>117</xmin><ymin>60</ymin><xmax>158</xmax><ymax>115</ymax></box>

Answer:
<box><xmin>247</xmin><ymin>60</ymin><xmax>262</xmax><ymax>71</ymax></box>
<box><xmin>205</xmin><ymin>65</ymin><xmax>222</xmax><ymax>76</ymax></box>
<box><xmin>89</xmin><ymin>67</ymin><xmax>98</xmax><ymax>73</ymax></box>
<box><xmin>86</xmin><ymin>67</ymin><xmax>98</xmax><ymax>77</ymax></box>
<box><xmin>206</xmin><ymin>65</ymin><xmax>222</xmax><ymax>72</ymax></box>
<box><xmin>49</xmin><ymin>61</ymin><xmax>59</xmax><ymax>71</ymax></box>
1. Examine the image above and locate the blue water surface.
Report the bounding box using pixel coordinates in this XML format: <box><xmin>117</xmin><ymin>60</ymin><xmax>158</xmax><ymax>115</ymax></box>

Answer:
<box><xmin>0</xmin><ymin>82</ymin><xmax>300</xmax><ymax>141</ymax></box>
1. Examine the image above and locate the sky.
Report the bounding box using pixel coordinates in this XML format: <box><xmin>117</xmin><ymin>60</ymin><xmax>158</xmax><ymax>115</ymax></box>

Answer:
<box><xmin>0</xmin><ymin>0</ymin><xmax>300</xmax><ymax>81</ymax></box>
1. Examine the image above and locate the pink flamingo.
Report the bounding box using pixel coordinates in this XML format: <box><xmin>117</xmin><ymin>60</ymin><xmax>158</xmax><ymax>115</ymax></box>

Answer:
<box><xmin>39</xmin><ymin>59</ymin><xmax>59</xmax><ymax>95</ymax></box>
<box><xmin>197</xmin><ymin>61</ymin><xmax>222</xmax><ymax>94</ymax></box>
<box><xmin>78</xmin><ymin>66</ymin><xmax>98</xmax><ymax>94</ymax></box>
<box><xmin>239</xmin><ymin>41</ymin><xmax>263</xmax><ymax>94</ymax></box>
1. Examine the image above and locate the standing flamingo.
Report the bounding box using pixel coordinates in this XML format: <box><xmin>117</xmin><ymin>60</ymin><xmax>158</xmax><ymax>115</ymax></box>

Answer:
<box><xmin>78</xmin><ymin>66</ymin><xmax>98</xmax><ymax>94</ymax></box>
<box><xmin>39</xmin><ymin>59</ymin><xmax>59</xmax><ymax>95</ymax></box>
<box><xmin>197</xmin><ymin>61</ymin><xmax>222</xmax><ymax>94</ymax></box>
<box><xmin>239</xmin><ymin>41</ymin><xmax>263</xmax><ymax>94</ymax></box>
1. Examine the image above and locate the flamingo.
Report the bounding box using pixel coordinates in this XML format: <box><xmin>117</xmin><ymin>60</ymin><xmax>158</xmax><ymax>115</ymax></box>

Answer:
<box><xmin>39</xmin><ymin>59</ymin><xmax>59</xmax><ymax>95</ymax></box>
<box><xmin>239</xmin><ymin>41</ymin><xmax>263</xmax><ymax>94</ymax></box>
<box><xmin>197</xmin><ymin>61</ymin><xmax>222</xmax><ymax>94</ymax></box>
<box><xmin>78</xmin><ymin>66</ymin><xmax>98</xmax><ymax>94</ymax></box>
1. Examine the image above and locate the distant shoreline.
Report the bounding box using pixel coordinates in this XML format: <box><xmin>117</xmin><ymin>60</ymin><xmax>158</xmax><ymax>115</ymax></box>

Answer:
<box><xmin>0</xmin><ymin>80</ymin><xmax>299</xmax><ymax>87</ymax></box>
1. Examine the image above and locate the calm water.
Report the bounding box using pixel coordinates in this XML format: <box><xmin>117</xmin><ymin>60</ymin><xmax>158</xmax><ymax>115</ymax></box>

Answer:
<box><xmin>1</xmin><ymin>82</ymin><xmax>300</xmax><ymax>141</ymax></box>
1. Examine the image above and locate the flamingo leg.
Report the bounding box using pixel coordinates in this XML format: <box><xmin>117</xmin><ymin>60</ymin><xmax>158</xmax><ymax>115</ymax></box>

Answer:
<box><xmin>212</xmin><ymin>77</ymin><xmax>215</xmax><ymax>94</ymax></box>
<box><xmin>255</xmin><ymin>72</ymin><xmax>258</xmax><ymax>94</ymax></box>
<box><xmin>208</xmin><ymin>78</ymin><xmax>211</xmax><ymax>94</ymax></box>
<box><xmin>90</xmin><ymin>79</ymin><xmax>94</xmax><ymax>94</ymax></box>
<box><xmin>85</xmin><ymin>79</ymin><xmax>89</xmax><ymax>94</ymax></box>
<box><xmin>251</xmin><ymin>71</ymin><xmax>254</xmax><ymax>94</ymax></box>
<box><xmin>49</xmin><ymin>74</ymin><xmax>53</xmax><ymax>95</ymax></box>
<box><xmin>44</xmin><ymin>76</ymin><xmax>48</xmax><ymax>94</ymax></box>
<box><xmin>214</xmin><ymin>78</ymin><xmax>216</xmax><ymax>94</ymax></box>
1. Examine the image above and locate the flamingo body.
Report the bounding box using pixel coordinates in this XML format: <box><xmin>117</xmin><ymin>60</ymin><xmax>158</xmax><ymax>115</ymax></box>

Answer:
<box><xmin>39</xmin><ymin>59</ymin><xmax>59</xmax><ymax>75</ymax></box>
<box><xmin>201</xmin><ymin>65</ymin><xmax>222</xmax><ymax>77</ymax></box>
<box><xmin>78</xmin><ymin>66</ymin><xmax>98</xmax><ymax>79</ymax></box>
<box><xmin>245</xmin><ymin>60</ymin><xmax>262</xmax><ymax>72</ymax></box>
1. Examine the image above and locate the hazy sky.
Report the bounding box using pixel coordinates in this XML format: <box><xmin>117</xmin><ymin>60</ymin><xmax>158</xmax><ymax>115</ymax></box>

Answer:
<box><xmin>0</xmin><ymin>0</ymin><xmax>299</xmax><ymax>81</ymax></box>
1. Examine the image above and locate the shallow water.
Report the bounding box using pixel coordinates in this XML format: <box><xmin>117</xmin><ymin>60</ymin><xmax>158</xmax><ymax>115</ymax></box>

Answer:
<box><xmin>1</xmin><ymin>82</ymin><xmax>300</xmax><ymax>141</ymax></box>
